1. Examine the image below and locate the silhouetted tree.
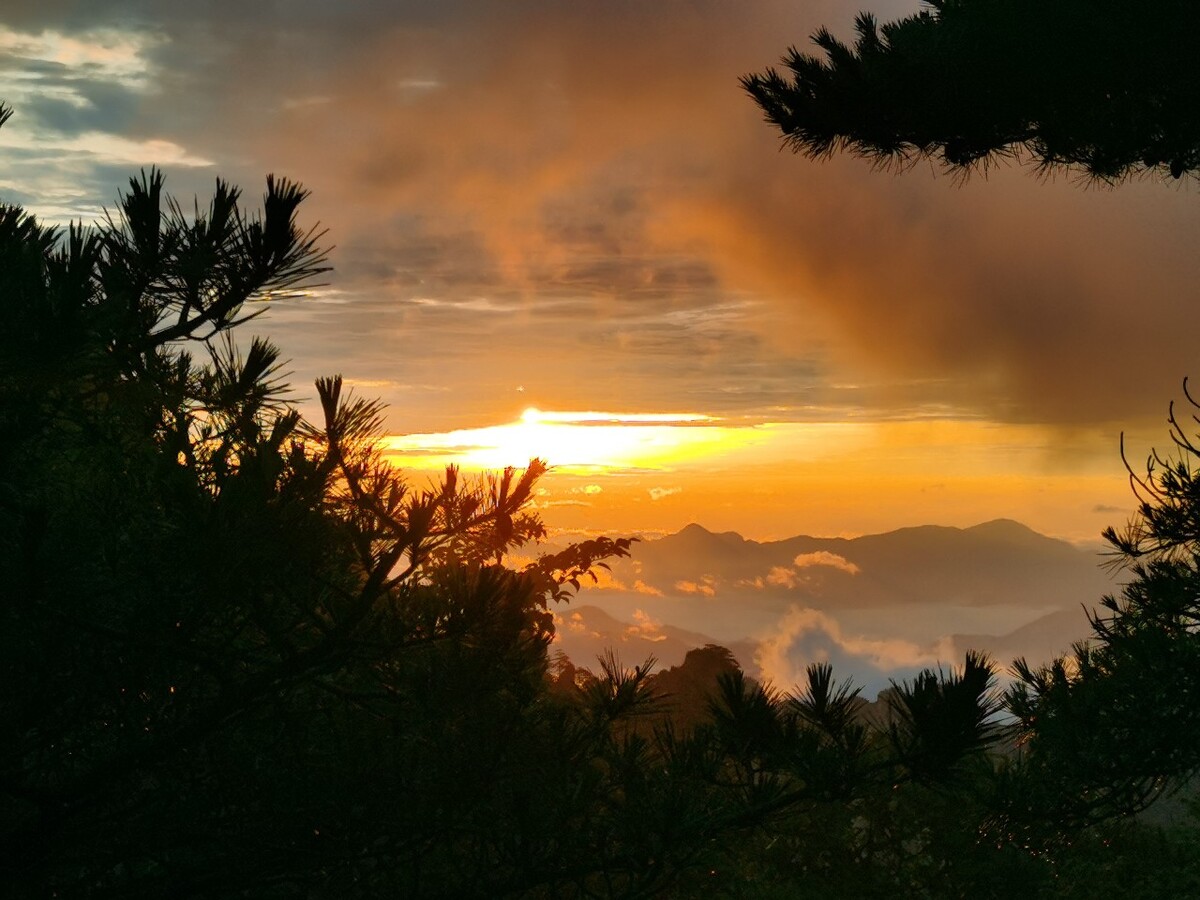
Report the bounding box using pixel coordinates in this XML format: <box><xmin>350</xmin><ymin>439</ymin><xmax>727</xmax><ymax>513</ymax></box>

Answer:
<box><xmin>1002</xmin><ymin>384</ymin><xmax>1200</xmax><ymax>842</ymax></box>
<box><xmin>666</xmin><ymin>653</ymin><xmax>1048</xmax><ymax>899</ymax></box>
<box><xmin>744</xmin><ymin>2</ymin><xmax>1200</xmax><ymax>877</ymax></box>
<box><xmin>743</xmin><ymin>0</ymin><xmax>1200</xmax><ymax>181</ymax></box>
<box><xmin>0</xmin><ymin>103</ymin><xmax>646</xmax><ymax>896</ymax></box>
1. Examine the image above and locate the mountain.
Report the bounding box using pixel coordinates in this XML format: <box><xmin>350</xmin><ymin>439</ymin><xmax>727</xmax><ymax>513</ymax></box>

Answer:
<box><xmin>601</xmin><ymin>519</ymin><xmax>1114</xmax><ymax>612</ymax></box>
<box><xmin>556</xmin><ymin>519</ymin><xmax>1118</xmax><ymax>691</ymax></box>
<box><xmin>951</xmin><ymin>606</ymin><xmax>1093</xmax><ymax>666</ymax></box>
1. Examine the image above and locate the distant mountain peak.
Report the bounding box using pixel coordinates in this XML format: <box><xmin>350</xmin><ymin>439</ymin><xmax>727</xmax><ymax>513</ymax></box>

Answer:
<box><xmin>650</xmin><ymin>518</ymin><xmax>1091</xmax><ymax>572</ymax></box>
<box><xmin>967</xmin><ymin>518</ymin><xmax>1068</xmax><ymax>546</ymax></box>
<box><xmin>669</xmin><ymin>518</ymin><xmax>1053</xmax><ymax>545</ymax></box>
<box><xmin>673</xmin><ymin>523</ymin><xmax>746</xmax><ymax>544</ymax></box>
<box><xmin>969</xmin><ymin>517</ymin><xmax>1035</xmax><ymax>534</ymax></box>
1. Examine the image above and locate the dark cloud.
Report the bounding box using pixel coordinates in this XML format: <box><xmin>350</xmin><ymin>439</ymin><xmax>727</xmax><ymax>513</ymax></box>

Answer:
<box><xmin>17</xmin><ymin>81</ymin><xmax>143</xmax><ymax>135</ymax></box>
<box><xmin>2</xmin><ymin>0</ymin><xmax>1196</xmax><ymax>434</ymax></box>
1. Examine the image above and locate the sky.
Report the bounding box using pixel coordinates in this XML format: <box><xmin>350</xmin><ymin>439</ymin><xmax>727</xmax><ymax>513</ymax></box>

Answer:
<box><xmin>4</xmin><ymin>0</ymin><xmax>1199</xmax><ymax>544</ymax></box>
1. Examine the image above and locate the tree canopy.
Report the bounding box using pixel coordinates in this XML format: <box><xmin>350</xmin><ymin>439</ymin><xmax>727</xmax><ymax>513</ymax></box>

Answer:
<box><xmin>743</xmin><ymin>0</ymin><xmax>1200</xmax><ymax>181</ymax></box>
<box><xmin>0</xmin><ymin>104</ymin><xmax>650</xmax><ymax>895</ymax></box>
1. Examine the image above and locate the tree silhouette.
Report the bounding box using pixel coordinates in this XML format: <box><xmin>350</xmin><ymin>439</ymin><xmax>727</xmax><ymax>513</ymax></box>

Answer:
<box><xmin>744</xmin><ymin>1</ymin><xmax>1200</xmax><ymax>874</ymax></box>
<box><xmin>0</xmin><ymin>104</ymin><xmax>641</xmax><ymax>896</ymax></box>
<box><xmin>743</xmin><ymin>0</ymin><xmax>1200</xmax><ymax>181</ymax></box>
<box><xmin>1002</xmin><ymin>385</ymin><xmax>1200</xmax><ymax>841</ymax></box>
<box><xmin>666</xmin><ymin>653</ymin><xmax>1046</xmax><ymax>899</ymax></box>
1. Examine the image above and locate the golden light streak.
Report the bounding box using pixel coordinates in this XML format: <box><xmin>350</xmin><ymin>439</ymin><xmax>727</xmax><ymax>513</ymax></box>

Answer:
<box><xmin>383</xmin><ymin>408</ymin><xmax>782</xmax><ymax>472</ymax></box>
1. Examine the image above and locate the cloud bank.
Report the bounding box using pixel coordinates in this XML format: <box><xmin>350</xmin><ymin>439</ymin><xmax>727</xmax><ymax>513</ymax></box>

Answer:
<box><xmin>756</xmin><ymin>605</ymin><xmax>954</xmax><ymax>697</ymax></box>
<box><xmin>2</xmin><ymin>1</ymin><xmax>1195</xmax><ymax>437</ymax></box>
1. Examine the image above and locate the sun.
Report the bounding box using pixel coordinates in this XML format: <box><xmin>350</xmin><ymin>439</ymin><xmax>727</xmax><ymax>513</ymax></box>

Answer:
<box><xmin>382</xmin><ymin>407</ymin><xmax>764</xmax><ymax>473</ymax></box>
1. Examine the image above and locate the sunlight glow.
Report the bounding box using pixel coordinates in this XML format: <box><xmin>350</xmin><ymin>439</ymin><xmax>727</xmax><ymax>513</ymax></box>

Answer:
<box><xmin>378</xmin><ymin>413</ymin><xmax>1128</xmax><ymax>543</ymax></box>
<box><xmin>383</xmin><ymin>409</ymin><xmax>761</xmax><ymax>473</ymax></box>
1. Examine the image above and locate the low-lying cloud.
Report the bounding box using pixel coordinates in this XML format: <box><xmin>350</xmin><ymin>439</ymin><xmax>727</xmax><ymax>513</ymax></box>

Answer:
<box><xmin>792</xmin><ymin>551</ymin><xmax>860</xmax><ymax>575</ymax></box>
<box><xmin>675</xmin><ymin>576</ymin><xmax>716</xmax><ymax>597</ymax></box>
<box><xmin>744</xmin><ymin>551</ymin><xmax>862</xmax><ymax>591</ymax></box>
<box><xmin>624</xmin><ymin>608</ymin><xmax>667</xmax><ymax>643</ymax></box>
<box><xmin>757</xmin><ymin>605</ymin><xmax>954</xmax><ymax>697</ymax></box>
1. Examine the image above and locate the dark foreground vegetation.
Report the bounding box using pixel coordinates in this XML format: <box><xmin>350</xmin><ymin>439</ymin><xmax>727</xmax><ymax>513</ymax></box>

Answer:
<box><xmin>743</xmin><ymin>0</ymin><xmax>1200</xmax><ymax>181</ymax></box>
<box><xmin>5</xmin><ymin>51</ymin><xmax>1200</xmax><ymax>895</ymax></box>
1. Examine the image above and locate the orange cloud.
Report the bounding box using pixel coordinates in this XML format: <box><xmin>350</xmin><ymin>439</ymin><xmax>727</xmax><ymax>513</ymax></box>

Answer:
<box><xmin>674</xmin><ymin>575</ymin><xmax>717</xmax><ymax>597</ymax></box>
<box><xmin>576</xmin><ymin>567</ymin><xmax>667</xmax><ymax>598</ymax></box>
<box><xmin>251</xmin><ymin>1</ymin><xmax>1198</xmax><ymax>431</ymax></box>
<box><xmin>648</xmin><ymin>486</ymin><xmax>682</xmax><ymax>501</ymax></box>
<box><xmin>9</xmin><ymin>2</ymin><xmax>1198</xmax><ymax>436</ymax></box>
<box><xmin>624</xmin><ymin>608</ymin><xmax>668</xmax><ymax>643</ymax></box>
<box><xmin>765</xmin><ymin>566</ymin><xmax>797</xmax><ymax>589</ymax></box>
<box><xmin>756</xmin><ymin>606</ymin><xmax>955</xmax><ymax>694</ymax></box>
<box><xmin>792</xmin><ymin>551</ymin><xmax>861</xmax><ymax>576</ymax></box>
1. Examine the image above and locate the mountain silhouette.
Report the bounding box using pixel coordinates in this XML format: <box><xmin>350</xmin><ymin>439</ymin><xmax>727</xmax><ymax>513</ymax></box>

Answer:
<box><xmin>612</xmin><ymin>520</ymin><xmax>1111</xmax><ymax>611</ymax></box>
<box><xmin>951</xmin><ymin>606</ymin><xmax>1091</xmax><ymax>665</ymax></box>
<box><xmin>560</xmin><ymin>520</ymin><xmax>1115</xmax><ymax>683</ymax></box>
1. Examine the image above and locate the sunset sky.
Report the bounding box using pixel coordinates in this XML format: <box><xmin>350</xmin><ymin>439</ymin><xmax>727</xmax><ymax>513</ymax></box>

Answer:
<box><xmin>5</xmin><ymin>0</ymin><xmax>1199</xmax><ymax>543</ymax></box>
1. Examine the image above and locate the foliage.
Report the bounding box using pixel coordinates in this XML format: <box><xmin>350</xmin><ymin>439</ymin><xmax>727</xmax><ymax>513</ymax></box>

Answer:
<box><xmin>743</xmin><ymin>0</ymin><xmax>1200</xmax><ymax>181</ymax></box>
<box><xmin>1002</xmin><ymin>386</ymin><xmax>1200</xmax><ymax>844</ymax></box>
<box><xmin>0</xmin><ymin>103</ymin><xmax>648</xmax><ymax>896</ymax></box>
<box><xmin>741</xmin><ymin>3</ymin><xmax>1200</xmax><ymax>886</ymax></box>
<box><xmin>661</xmin><ymin>655</ymin><xmax>1048</xmax><ymax>899</ymax></box>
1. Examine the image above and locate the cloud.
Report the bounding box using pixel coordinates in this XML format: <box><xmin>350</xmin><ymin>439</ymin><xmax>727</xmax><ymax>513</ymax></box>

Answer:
<box><xmin>255</xmin><ymin>0</ymin><xmax>1199</xmax><ymax>430</ymax></box>
<box><xmin>624</xmin><ymin>608</ymin><xmax>667</xmax><ymax>643</ymax></box>
<box><xmin>792</xmin><ymin>551</ymin><xmax>861</xmax><ymax>576</ymax></box>
<box><xmin>0</xmin><ymin>130</ymin><xmax>213</xmax><ymax>167</ymax></box>
<box><xmin>750</xmin><ymin>551</ymin><xmax>862</xmax><ymax>592</ymax></box>
<box><xmin>756</xmin><ymin>606</ymin><xmax>953</xmax><ymax>697</ymax></box>
<box><xmin>556</xmin><ymin>611</ymin><xmax>588</xmax><ymax>635</ymax></box>
<box><xmin>585</xmin><ymin>567</ymin><xmax>627</xmax><ymax>592</ymax></box>
<box><xmin>765</xmin><ymin>566</ymin><xmax>796</xmax><ymax>589</ymax></box>
<box><xmin>648</xmin><ymin>486</ymin><xmax>681</xmax><ymax>501</ymax></box>
<box><xmin>4</xmin><ymin>1</ymin><xmax>1196</xmax><ymax>434</ymax></box>
<box><xmin>0</xmin><ymin>24</ymin><xmax>163</xmax><ymax>92</ymax></box>
<box><xmin>675</xmin><ymin>576</ymin><xmax>716</xmax><ymax>597</ymax></box>
<box><xmin>573</xmin><ymin>567</ymin><xmax>665</xmax><ymax>598</ymax></box>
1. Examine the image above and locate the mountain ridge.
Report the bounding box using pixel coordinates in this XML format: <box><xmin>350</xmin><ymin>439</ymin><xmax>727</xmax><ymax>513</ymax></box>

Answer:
<box><xmin>560</xmin><ymin>518</ymin><xmax>1115</xmax><ymax>686</ymax></box>
<box><xmin>610</xmin><ymin>518</ymin><xmax>1112</xmax><ymax>611</ymax></box>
